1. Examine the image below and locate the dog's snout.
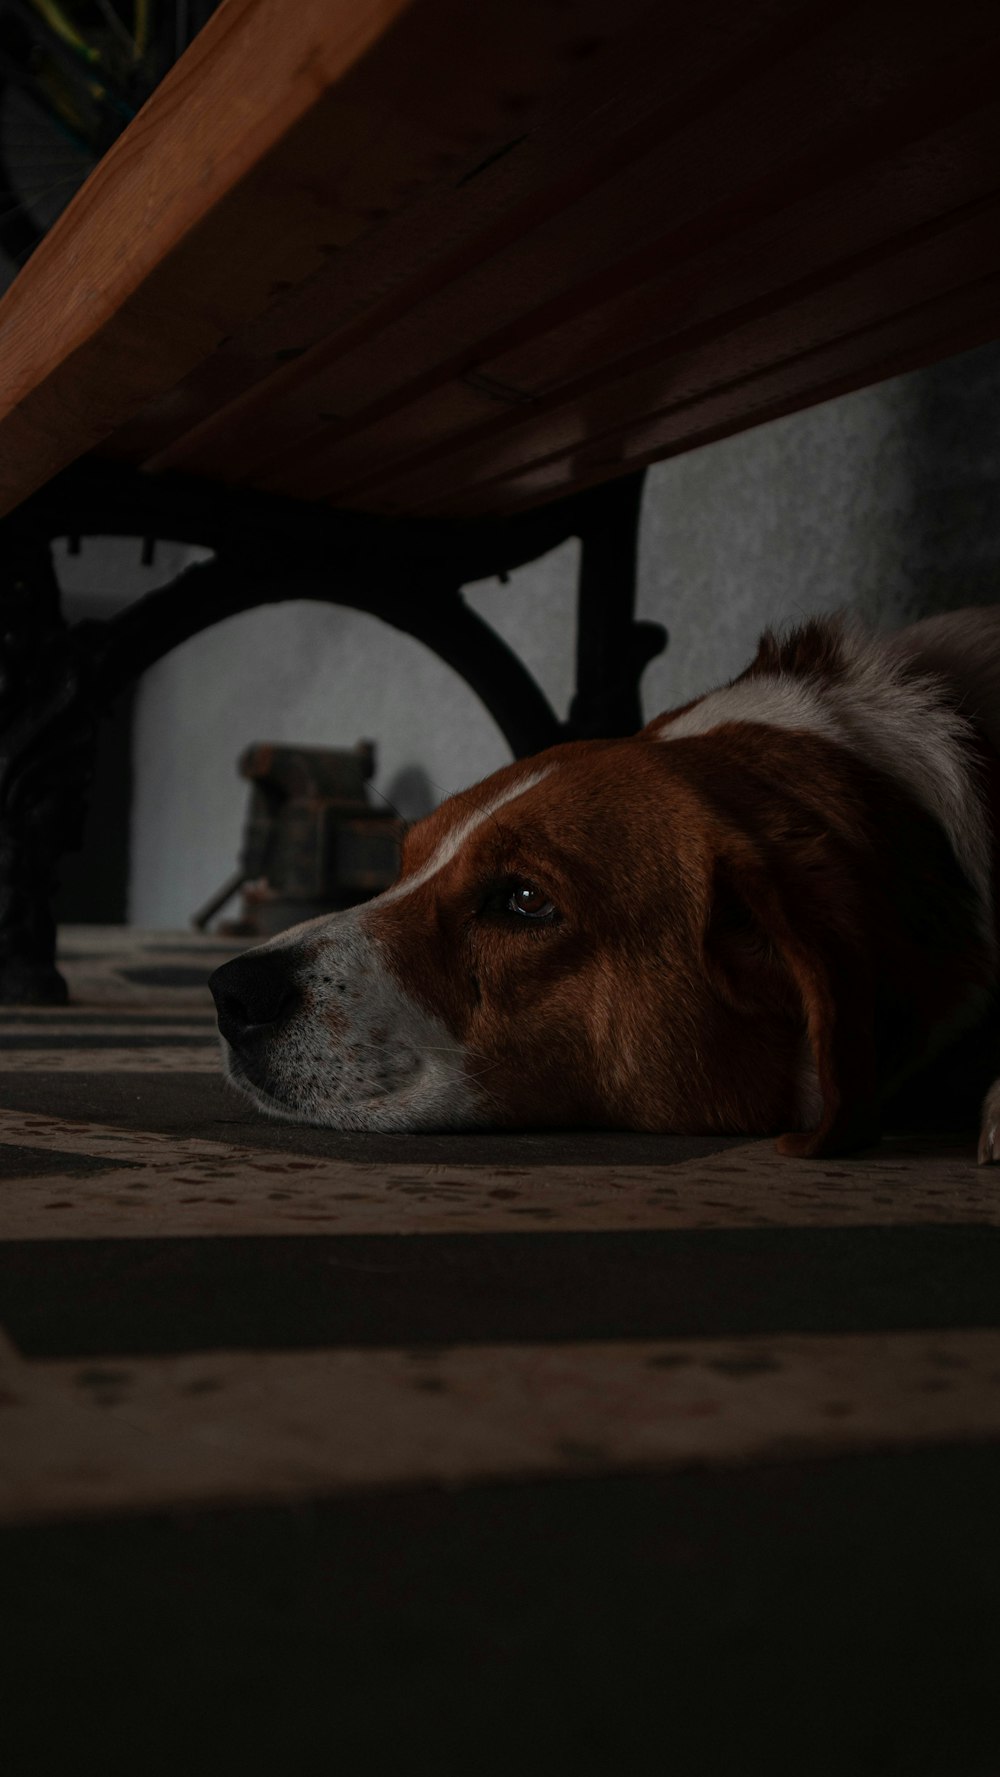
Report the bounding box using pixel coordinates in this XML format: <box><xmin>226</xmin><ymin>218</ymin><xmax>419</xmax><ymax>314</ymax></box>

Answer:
<box><xmin>210</xmin><ymin>953</ymin><xmax>299</xmax><ymax>1047</ymax></box>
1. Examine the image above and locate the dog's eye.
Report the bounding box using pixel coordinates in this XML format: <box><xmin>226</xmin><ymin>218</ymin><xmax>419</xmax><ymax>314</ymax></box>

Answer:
<box><xmin>480</xmin><ymin>876</ymin><xmax>559</xmax><ymax>924</ymax></box>
<box><xmin>508</xmin><ymin>880</ymin><xmax>556</xmax><ymax>921</ymax></box>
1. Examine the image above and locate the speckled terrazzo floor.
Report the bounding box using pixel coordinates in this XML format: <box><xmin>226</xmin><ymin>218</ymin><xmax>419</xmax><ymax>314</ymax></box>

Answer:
<box><xmin>2</xmin><ymin>929</ymin><xmax>999</xmax><ymax>1774</ymax></box>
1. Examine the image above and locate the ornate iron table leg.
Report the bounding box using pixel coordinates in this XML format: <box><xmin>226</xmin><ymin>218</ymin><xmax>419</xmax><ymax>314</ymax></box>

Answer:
<box><xmin>0</xmin><ymin>463</ymin><xmax>668</xmax><ymax>1002</ymax></box>
<box><xmin>568</xmin><ymin>470</ymin><xmax>666</xmax><ymax>739</ymax></box>
<box><xmin>0</xmin><ymin>539</ymin><xmax>99</xmax><ymax>1002</ymax></box>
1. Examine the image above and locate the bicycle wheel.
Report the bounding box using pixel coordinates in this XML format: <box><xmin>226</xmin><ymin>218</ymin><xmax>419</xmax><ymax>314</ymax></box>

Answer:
<box><xmin>0</xmin><ymin>1</ymin><xmax>220</xmax><ymax>283</ymax></box>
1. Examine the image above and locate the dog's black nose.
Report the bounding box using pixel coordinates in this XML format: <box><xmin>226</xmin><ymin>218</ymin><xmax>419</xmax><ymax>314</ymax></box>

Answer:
<box><xmin>209</xmin><ymin>953</ymin><xmax>298</xmax><ymax>1048</ymax></box>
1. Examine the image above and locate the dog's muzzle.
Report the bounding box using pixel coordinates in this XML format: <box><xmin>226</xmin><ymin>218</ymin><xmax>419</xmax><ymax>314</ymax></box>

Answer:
<box><xmin>209</xmin><ymin>919</ymin><xmax>483</xmax><ymax>1130</ymax></box>
<box><xmin>210</xmin><ymin>952</ymin><xmax>299</xmax><ymax>1083</ymax></box>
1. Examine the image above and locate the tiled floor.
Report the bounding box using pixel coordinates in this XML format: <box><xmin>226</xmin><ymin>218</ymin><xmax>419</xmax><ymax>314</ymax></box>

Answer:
<box><xmin>2</xmin><ymin>929</ymin><xmax>999</xmax><ymax>1773</ymax></box>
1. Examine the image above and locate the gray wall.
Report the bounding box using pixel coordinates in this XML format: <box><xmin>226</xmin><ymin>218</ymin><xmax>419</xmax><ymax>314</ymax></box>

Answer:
<box><xmin>55</xmin><ymin>539</ymin><xmax>190</xmax><ymax>924</ymax></box>
<box><xmin>64</xmin><ymin>338</ymin><xmax>1000</xmax><ymax>929</ymax></box>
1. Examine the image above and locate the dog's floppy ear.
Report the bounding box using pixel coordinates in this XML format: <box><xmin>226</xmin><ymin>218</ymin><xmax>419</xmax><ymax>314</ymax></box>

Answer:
<box><xmin>705</xmin><ymin>845</ymin><xmax>880</xmax><ymax>1158</ymax></box>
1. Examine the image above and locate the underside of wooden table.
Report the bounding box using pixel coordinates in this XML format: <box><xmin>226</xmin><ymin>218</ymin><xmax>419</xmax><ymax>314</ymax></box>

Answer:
<box><xmin>0</xmin><ymin>0</ymin><xmax>998</xmax><ymax>521</ymax></box>
<box><xmin>1</xmin><ymin>0</ymin><xmax>1000</xmax><ymax>996</ymax></box>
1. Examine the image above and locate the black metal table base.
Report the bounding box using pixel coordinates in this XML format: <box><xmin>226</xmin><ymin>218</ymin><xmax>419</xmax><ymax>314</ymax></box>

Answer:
<box><xmin>0</xmin><ymin>464</ymin><xmax>664</xmax><ymax>1003</ymax></box>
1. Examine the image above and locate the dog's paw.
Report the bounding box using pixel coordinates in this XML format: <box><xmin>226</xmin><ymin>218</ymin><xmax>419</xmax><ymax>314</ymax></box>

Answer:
<box><xmin>978</xmin><ymin>1078</ymin><xmax>1000</xmax><ymax>1165</ymax></box>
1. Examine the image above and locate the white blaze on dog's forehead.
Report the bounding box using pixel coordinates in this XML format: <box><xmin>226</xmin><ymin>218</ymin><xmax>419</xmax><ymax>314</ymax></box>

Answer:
<box><xmin>378</xmin><ymin>764</ymin><xmax>554</xmax><ymax>905</ymax></box>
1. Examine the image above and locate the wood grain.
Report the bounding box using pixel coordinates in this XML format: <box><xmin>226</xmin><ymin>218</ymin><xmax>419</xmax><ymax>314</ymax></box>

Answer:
<box><xmin>160</xmin><ymin>4</ymin><xmax>1000</xmax><ymax>495</ymax></box>
<box><xmin>106</xmin><ymin>0</ymin><xmax>815</xmax><ymax>471</ymax></box>
<box><xmin>338</xmin><ymin>197</ymin><xmax>1000</xmax><ymax>515</ymax></box>
<box><xmin>0</xmin><ymin>0</ymin><xmax>651</xmax><ymax>515</ymax></box>
<box><xmin>248</xmin><ymin>108</ymin><xmax>1000</xmax><ymax>507</ymax></box>
<box><xmin>428</xmin><ymin>273</ymin><xmax>1000</xmax><ymax>519</ymax></box>
<box><xmin>0</xmin><ymin>0</ymin><xmax>999</xmax><ymax>519</ymax></box>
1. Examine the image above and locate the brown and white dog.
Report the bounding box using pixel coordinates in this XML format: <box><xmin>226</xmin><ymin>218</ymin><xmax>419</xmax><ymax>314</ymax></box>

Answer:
<box><xmin>210</xmin><ymin>606</ymin><xmax>1000</xmax><ymax>1161</ymax></box>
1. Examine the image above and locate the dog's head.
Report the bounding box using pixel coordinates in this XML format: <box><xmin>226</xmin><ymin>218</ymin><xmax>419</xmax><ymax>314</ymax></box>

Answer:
<box><xmin>210</xmin><ymin>730</ymin><xmax>880</xmax><ymax>1154</ymax></box>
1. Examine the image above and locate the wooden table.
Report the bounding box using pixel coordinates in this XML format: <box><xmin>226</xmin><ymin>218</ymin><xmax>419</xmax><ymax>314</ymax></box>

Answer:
<box><xmin>1</xmin><ymin>0</ymin><xmax>999</xmax><ymax>998</ymax></box>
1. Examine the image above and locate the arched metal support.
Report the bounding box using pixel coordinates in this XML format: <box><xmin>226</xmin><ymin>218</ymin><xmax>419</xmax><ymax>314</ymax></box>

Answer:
<box><xmin>0</xmin><ymin>464</ymin><xmax>666</xmax><ymax>1001</ymax></box>
<box><xmin>87</xmin><ymin>554</ymin><xmax>564</xmax><ymax>763</ymax></box>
